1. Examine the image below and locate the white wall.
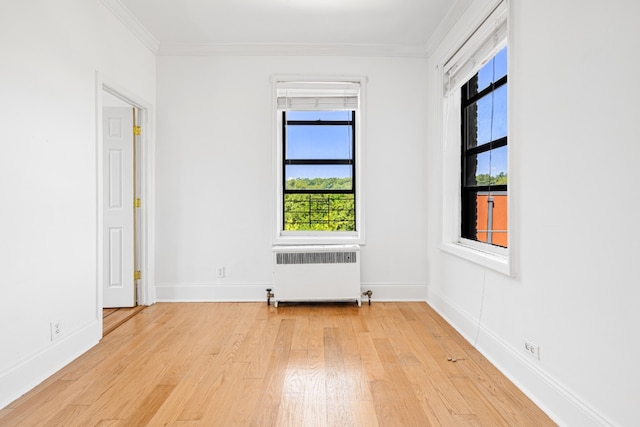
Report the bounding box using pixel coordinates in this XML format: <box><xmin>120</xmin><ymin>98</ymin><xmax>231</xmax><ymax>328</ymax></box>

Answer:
<box><xmin>155</xmin><ymin>55</ymin><xmax>429</xmax><ymax>301</ymax></box>
<box><xmin>0</xmin><ymin>0</ymin><xmax>156</xmax><ymax>408</ymax></box>
<box><xmin>426</xmin><ymin>1</ymin><xmax>640</xmax><ymax>426</ymax></box>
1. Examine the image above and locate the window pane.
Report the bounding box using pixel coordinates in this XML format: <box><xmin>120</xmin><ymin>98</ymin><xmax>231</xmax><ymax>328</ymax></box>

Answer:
<box><xmin>474</xmin><ymin>193</ymin><xmax>508</xmax><ymax>247</ymax></box>
<box><xmin>465</xmin><ymin>84</ymin><xmax>507</xmax><ymax>148</ymax></box>
<box><xmin>490</xmin><ymin>85</ymin><xmax>508</xmax><ymax>141</ymax></box>
<box><xmin>285</xmin><ymin>165</ymin><xmax>352</xmax><ymax>190</ymax></box>
<box><xmin>287</xmin><ymin>111</ymin><xmax>352</xmax><ymax>121</ymax></box>
<box><xmin>466</xmin><ymin>151</ymin><xmax>490</xmax><ymax>186</ymax></box>
<box><xmin>284</xmin><ymin>193</ymin><xmax>355</xmax><ymax>231</ymax></box>
<box><xmin>477</xmin><ymin>46</ymin><xmax>507</xmax><ymax>92</ymax></box>
<box><xmin>286</xmin><ymin>125</ymin><xmax>353</xmax><ymax>160</ymax></box>
<box><xmin>489</xmin><ymin>145</ymin><xmax>508</xmax><ymax>184</ymax></box>
<box><xmin>465</xmin><ymin>145</ymin><xmax>508</xmax><ymax>187</ymax></box>
<box><xmin>493</xmin><ymin>47</ymin><xmax>508</xmax><ymax>81</ymax></box>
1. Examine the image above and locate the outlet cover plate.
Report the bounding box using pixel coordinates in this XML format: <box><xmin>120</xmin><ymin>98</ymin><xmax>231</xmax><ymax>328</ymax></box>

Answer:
<box><xmin>50</xmin><ymin>322</ymin><xmax>63</xmax><ymax>341</ymax></box>
<box><xmin>523</xmin><ymin>338</ymin><xmax>540</xmax><ymax>360</ymax></box>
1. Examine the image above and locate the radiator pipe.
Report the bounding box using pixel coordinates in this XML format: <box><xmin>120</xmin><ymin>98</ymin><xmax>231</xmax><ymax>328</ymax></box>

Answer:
<box><xmin>362</xmin><ymin>289</ymin><xmax>373</xmax><ymax>305</ymax></box>
<box><xmin>266</xmin><ymin>288</ymin><xmax>274</xmax><ymax>305</ymax></box>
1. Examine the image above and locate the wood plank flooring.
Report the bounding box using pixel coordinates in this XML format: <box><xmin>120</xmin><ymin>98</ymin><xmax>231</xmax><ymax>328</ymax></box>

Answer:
<box><xmin>103</xmin><ymin>306</ymin><xmax>146</xmax><ymax>336</ymax></box>
<box><xmin>0</xmin><ymin>302</ymin><xmax>556</xmax><ymax>426</ymax></box>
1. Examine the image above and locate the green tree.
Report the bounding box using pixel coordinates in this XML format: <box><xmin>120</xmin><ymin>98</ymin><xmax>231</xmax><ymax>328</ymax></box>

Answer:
<box><xmin>284</xmin><ymin>179</ymin><xmax>355</xmax><ymax>231</ymax></box>
<box><xmin>475</xmin><ymin>173</ymin><xmax>508</xmax><ymax>186</ymax></box>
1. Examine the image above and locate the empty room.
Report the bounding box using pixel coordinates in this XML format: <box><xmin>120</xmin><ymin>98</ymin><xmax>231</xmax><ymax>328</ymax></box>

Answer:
<box><xmin>0</xmin><ymin>0</ymin><xmax>638</xmax><ymax>426</ymax></box>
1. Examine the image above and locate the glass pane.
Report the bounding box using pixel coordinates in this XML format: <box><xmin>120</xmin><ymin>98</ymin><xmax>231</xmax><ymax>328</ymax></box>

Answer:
<box><xmin>465</xmin><ymin>145</ymin><xmax>508</xmax><ymax>187</ymax></box>
<box><xmin>286</xmin><ymin>125</ymin><xmax>352</xmax><ymax>160</ymax></box>
<box><xmin>285</xmin><ymin>165</ymin><xmax>352</xmax><ymax>190</ymax></box>
<box><xmin>476</xmin><ymin>46</ymin><xmax>507</xmax><ymax>92</ymax></box>
<box><xmin>491</xmin><ymin>85</ymin><xmax>508</xmax><ymax>141</ymax></box>
<box><xmin>287</xmin><ymin>111</ymin><xmax>352</xmax><ymax>121</ymax></box>
<box><xmin>284</xmin><ymin>193</ymin><xmax>355</xmax><ymax>231</ymax></box>
<box><xmin>465</xmin><ymin>83</ymin><xmax>507</xmax><ymax>148</ymax></box>
<box><xmin>493</xmin><ymin>47</ymin><xmax>508</xmax><ymax>81</ymax></box>
<box><xmin>489</xmin><ymin>145</ymin><xmax>508</xmax><ymax>184</ymax></box>
<box><xmin>466</xmin><ymin>151</ymin><xmax>491</xmax><ymax>186</ymax></box>
<box><xmin>474</xmin><ymin>192</ymin><xmax>508</xmax><ymax>248</ymax></box>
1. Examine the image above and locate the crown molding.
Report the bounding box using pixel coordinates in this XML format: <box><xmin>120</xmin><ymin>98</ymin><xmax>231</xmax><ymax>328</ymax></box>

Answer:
<box><xmin>99</xmin><ymin>0</ymin><xmax>159</xmax><ymax>55</ymax></box>
<box><xmin>97</xmin><ymin>0</ymin><xmax>471</xmax><ymax>59</ymax></box>
<box><xmin>424</xmin><ymin>0</ymin><xmax>473</xmax><ymax>57</ymax></box>
<box><xmin>157</xmin><ymin>42</ymin><xmax>428</xmax><ymax>58</ymax></box>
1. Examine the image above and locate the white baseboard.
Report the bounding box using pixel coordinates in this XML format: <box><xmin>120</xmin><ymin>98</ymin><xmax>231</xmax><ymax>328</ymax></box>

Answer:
<box><xmin>427</xmin><ymin>288</ymin><xmax>614</xmax><ymax>427</ymax></box>
<box><xmin>0</xmin><ymin>321</ymin><xmax>100</xmax><ymax>410</ymax></box>
<box><xmin>360</xmin><ymin>283</ymin><xmax>427</xmax><ymax>301</ymax></box>
<box><xmin>155</xmin><ymin>283</ymin><xmax>270</xmax><ymax>302</ymax></box>
<box><xmin>155</xmin><ymin>282</ymin><xmax>427</xmax><ymax>303</ymax></box>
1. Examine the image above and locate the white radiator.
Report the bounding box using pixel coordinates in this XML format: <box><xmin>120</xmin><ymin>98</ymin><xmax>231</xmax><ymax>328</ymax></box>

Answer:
<box><xmin>272</xmin><ymin>245</ymin><xmax>361</xmax><ymax>307</ymax></box>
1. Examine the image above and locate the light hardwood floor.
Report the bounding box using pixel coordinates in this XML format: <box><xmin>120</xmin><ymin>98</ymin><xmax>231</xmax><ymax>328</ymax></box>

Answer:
<box><xmin>0</xmin><ymin>302</ymin><xmax>556</xmax><ymax>426</ymax></box>
<box><xmin>103</xmin><ymin>306</ymin><xmax>147</xmax><ymax>337</ymax></box>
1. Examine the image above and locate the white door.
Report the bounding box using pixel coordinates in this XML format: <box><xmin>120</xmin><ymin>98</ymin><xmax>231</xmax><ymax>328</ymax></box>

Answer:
<box><xmin>103</xmin><ymin>107</ymin><xmax>136</xmax><ymax>308</ymax></box>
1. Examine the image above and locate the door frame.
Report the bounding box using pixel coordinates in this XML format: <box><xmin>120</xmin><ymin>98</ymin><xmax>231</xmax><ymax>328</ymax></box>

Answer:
<box><xmin>96</xmin><ymin>73</ymin><xmax>155</xmax><ymax>335</ymax></box>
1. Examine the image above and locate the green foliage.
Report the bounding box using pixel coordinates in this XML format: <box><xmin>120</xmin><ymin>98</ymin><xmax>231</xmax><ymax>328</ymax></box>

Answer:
<box><xmin>284</xmin><ymin>180</ymin><xmax>355</xmax><ymax>231</ymax></box>
<box><xmin>285</xmin><ymin>177</ymin><xmax>352</xmax><ymax>191</ymax></box>
<box><xmin>475</xmin><ymin>172</ymin><xmax>508</xmax><ymax>186</ymax></box>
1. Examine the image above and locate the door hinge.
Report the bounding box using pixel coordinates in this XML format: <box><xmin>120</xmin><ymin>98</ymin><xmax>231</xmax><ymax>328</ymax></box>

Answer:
<box><xmin>134</xmin><ymin>198</ymin><xmax>142</xmax><ymax>208</ymax></box>
<box><xmin>134</xmin><ymin>271</ymin><xmax>142</xmax><ymax>280</ymax></box>
<box><xmin>133</xmin><ymin>125</ymin><xmax>141</xmax><ymax>136</ymax></box>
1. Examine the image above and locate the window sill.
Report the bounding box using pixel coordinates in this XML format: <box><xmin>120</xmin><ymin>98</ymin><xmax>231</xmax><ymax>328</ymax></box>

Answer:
<box><xmin>274</xmin><ymin>231</ymin><xmax>364</xmax><ymax>246</ymax></box>
<box><xmin>440</xmin><ymin>241</ymin><xmax>511</xmax><ymax>276</ymax></box>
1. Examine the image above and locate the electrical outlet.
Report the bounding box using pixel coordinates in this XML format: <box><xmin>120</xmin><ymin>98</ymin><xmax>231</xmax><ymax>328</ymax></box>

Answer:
<box><xmin>523</xmin><ymin>338</ymin><xmax>540</xmax><ymax>360</ymax></box>
<box><xmin>50</xmin><ymin>322</ymin><xmax>63</xmax><ymax>341</ymax></box>
<box><xmin>216</xmin><ymin>266</ymin><xmax>225</xmax><ymax>278</ymax></box>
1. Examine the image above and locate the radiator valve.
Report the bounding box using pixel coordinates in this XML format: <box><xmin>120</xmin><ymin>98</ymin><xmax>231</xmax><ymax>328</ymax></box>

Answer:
<box><xmin>362</xmin><ymin>289</ymin><xmax>373</xmax><ymax>305</ymax></box>
<box><xmin>266</xmin><ymin>288</ymin><xmax>274</xmax><ymax>305</ymax></box>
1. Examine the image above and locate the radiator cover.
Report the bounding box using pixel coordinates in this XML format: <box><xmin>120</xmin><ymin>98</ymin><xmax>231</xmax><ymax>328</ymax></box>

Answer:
<box><xmin>272</xmin><ymin>245</ymin><xmax>361</xmax><ymax>307</ymax></box>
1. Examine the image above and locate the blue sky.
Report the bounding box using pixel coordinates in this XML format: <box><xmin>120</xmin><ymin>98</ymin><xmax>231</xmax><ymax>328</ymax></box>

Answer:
<box><xmin>285</xmin><ymin>111</ymin><xmax>353</xmax><ymax>180</ymax></box>
<box><xmin>474</xmin><ymin>46</ymin><xmax>508</xmax><ymax>181</ymax></box>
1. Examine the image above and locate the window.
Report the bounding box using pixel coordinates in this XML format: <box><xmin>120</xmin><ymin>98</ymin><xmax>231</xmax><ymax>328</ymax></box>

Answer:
<box><xmin>440</xmin><ymin>1</ymin><xmax>510</xmax><ymax>274</ymax></box>
<box><xmin>461</xmin><ymin>47</ymin><xmax>508</xmax><ymax>248</ymax></box>
<box><xmin>273</xmin><ymin>77</ymin><xmax>365</xmax><ymax>244</ymax></box>
<box><xmin>283</xmin><ymin>110</ymin><xmax>356</xmax><ymax>231</ymax></box>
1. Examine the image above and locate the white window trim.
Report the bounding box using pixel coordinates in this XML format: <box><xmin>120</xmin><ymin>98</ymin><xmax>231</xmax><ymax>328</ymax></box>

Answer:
<box><xmin>271</xmin><ymin>75</ymin><xmax>367</xmax><ymax>246</ymax></box>
<box><xmin>439</xmin><ymin>1</ymin><xmax>513</xmax><ymax>276</ymax></box>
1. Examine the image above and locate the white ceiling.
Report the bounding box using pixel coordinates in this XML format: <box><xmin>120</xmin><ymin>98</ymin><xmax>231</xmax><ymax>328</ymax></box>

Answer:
<box><xmin>114</xmin><ymin>0</ymin><xmax>468</xmax><ymax>56</ymax></box>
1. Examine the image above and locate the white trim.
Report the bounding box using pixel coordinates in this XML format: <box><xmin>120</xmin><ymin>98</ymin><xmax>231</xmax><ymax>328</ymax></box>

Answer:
<box><xmin>271</xmin><ymin>75</ymin><xmax>367</xmax><ymax>246</ymax></box>
<box><xmin>424</xmin><ymin>0</ymin><xmax>474</xmax><ymax>57</ymax></box>
<box><xmin>276</xmin><ymin>231</ymin><xmax>362</xmax><ymax>246</ymax></box>
<box><xmin>443</xmin><ymin>1</ymin><xmax>508</xmax><ymax>94</ymax></box>
<box><xmin>155</xmin><ymin>282</ymin><xmax>425</xmax><ymax>302</ymax></box>
<box><xmin>155</xmin><ymin>283</ymin><xmax>272</xmax><ymax>302</ymax></box>
<box><xmin>158</xmin><ymin>42</ymin><xmax>427</xmax><ymax>58</ymax></box>
<box><xmin>427</xmin><ymin>289</ymin><xmax>616</xmax><ymax>427</ymax></box>
<box><xmin>96</xmin><ymin>72</ymin><xmax>157</xmax><ymax>310</ymax></box>
<box><xmin>359</xmin><ymin>283</ymin><xmax>427</xmax><ymax>302</ymax></box>
<box><xmin>98</xmin><ymin>0</ymin><xmax>159</xmax><ymax>54</ymax></box>
<box><xmin>441</xmin><ymin>241</ymin><xmax>510</xmax><ymax>275</ymax></box>
<box><xmin>0</xmin><ymin>321</ymin><xmax>100</xmax><ymax>410</ymax></box>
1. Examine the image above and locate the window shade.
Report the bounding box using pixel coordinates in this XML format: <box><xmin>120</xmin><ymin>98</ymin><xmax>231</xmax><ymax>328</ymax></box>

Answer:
<box><xmin>443</xmin><ymin>1</ymin><xmax>507</xmax><ymax>94</ymax></box>
<box><xmin>276</xmin><ymin>82</ymin><xmax>360</xmax><ymax>111</ymax></box>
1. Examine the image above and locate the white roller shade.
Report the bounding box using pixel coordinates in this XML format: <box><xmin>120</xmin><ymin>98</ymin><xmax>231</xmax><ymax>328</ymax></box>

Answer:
<box><xmin>276</xmin><ymin>82</ymin><xmax>360</xmax><ymax>111</ymax></box>
<box><xmin>443</xmin><ymin>1</ymin><xmax>508</xmax><ymax>94</ymax></box>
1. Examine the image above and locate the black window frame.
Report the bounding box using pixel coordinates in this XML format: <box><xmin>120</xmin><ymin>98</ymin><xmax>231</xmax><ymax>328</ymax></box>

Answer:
<box><xmin>282</xmin><ymin>110</ymin><xmax>356</xmax><ymax>231</ymax></box>
<box><xmin>460</xmin><ymin>63</ymin><xmax>508</xmax><ymax>247</ymax></box>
